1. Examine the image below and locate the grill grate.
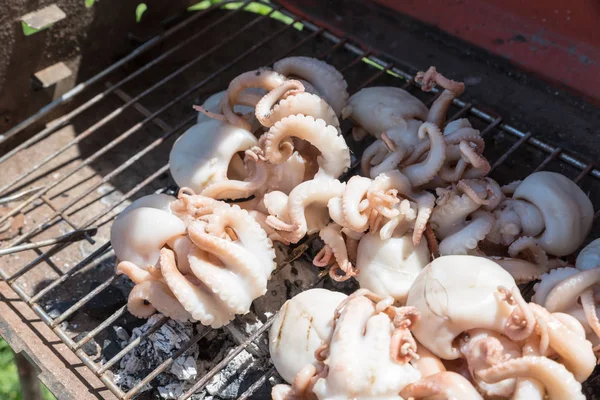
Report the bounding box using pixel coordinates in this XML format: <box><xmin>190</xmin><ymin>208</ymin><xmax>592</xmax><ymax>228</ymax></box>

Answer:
<box><xmin>0</xmin><ymin>1</ymin><xmax>599</xmax><ymax>399</ymax></box>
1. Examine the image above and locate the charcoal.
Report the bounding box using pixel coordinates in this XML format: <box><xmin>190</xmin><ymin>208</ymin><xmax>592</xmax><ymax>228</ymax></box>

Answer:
<box><xmin>73</xmin><ymin>332</ymin><xmax>99</xmax><ymax>357</ymax></box>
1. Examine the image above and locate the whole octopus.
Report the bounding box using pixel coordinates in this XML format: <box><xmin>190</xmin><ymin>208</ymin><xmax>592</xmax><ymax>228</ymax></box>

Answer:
<box><xmin>108</xmin><ymin>56</ymin><xmax>598</xmax><ymax>398</ymax></box>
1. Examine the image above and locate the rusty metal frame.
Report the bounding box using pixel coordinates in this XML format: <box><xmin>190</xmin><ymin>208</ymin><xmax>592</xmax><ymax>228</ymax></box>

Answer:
<box><xmin>0</xmin><ymin>1</ymin><xmax>599</xmax><ymax>399</ymax></box>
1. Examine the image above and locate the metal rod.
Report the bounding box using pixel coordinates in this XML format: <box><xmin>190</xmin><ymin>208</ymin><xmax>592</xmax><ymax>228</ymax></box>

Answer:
<box><xmin>2</xmin><ymin>9</ymin><xmax>291</xmax><ymax>241</ymax></box>
<box><xmin>0</xmin><ymin>3</ymin><xmax>599</xmax><ymax>400</ymax></box>
<box><xmin>0</xmin><ymin>228</ymin><xmax>97</xmax><ymax>256</ymax></box>
<box><xmin>534</xmin><ymin>147</ymin><xmax>562</xmax><ymax>172</ymax></box>
<box><xmin>0</xmin><ymin>3</ymin><xmax>224</xmax><ymax>155</ymax></box>
<box><xmin>40</xmin><ymin>195</ymin><xmax>95</xmax><ymax>244</ymax></box>
<box><xmin>180</xmin><ymin>318</ymin><xmax>274</xmax><ymax>400</ymax></box>
<box><xmin>95</xmin><ymin>316</ymin><xmax>169</xmax><ymax>374</ymax></box>
<box><xmin>29</xmin><ymin>243</ymin><xmax>112</xmax><ymax>304</ymax></box>
<box><xmin>7</xmin><ymin>165</ymin><xmax>169</xmax><ymax>283</ymax></box>
<box><xmin>50</xmin><ymin>275</ymin><xmax>117</xmax><ymax>327</ymax></box>
<box><xmin>75</xmin><ymin>305</ymin><xmax>126</xmax><ymax>350</ymax></box>
<box><xmin>489</xmin><ymin>132</ymin><xmax>533</xmax><ymax>172</ymax></box>
<box><xmin>0</xmin><ymin>187</ymin><xmax>44</xmax><ymax>205</ymax></box>
<box><xmin>123</xmin><ymin>328</ymin><xmax>211</xmax><ymax>398</ymax></box>
<box><xmin>574</xmin><ymin>163</ymin><xmax>595</xmax><ymax>184</ymax></box>
<box><xmin>0</xmin><ymin>2</ymin><xmax>274</xmax><ymax>197</ymax></box>
<box><xmin>237</xmin><ymin>367</ymin><xmax>276</xmax><ymax>400</ymax></box>
<box><xmin>449</xmin><ymin>103</ymin><xmax>473</xmax><ymax>122</ymax></box>
<box><xmin>480</xmin><ymin>117</ymin><xmax>503</xmax><ymax>137</ymax></box>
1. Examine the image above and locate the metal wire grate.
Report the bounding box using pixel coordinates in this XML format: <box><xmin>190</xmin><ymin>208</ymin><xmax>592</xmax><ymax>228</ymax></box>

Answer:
<box><xmin>0</xmin><ymin>1</ymin><xmax>599</xmax><ymax>399</ymax></box>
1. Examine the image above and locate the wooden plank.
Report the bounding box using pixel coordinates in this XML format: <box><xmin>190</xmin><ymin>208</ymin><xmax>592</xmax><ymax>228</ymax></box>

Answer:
<box><xmin>0</xmin><ymin>282</ymin><xmax>116</xmax><ymax>400</ymax></box>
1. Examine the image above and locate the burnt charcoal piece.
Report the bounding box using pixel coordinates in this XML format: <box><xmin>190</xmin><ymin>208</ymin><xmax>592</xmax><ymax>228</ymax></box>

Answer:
<box><xmin>81</xmin><ymin>284</ymin><xmax>127</xmax><ymax>320</ymax></box>
<box><xmin>73</xmin><ymin>332</ymin><xmax>99</xmax><ymax>357</ymax></box>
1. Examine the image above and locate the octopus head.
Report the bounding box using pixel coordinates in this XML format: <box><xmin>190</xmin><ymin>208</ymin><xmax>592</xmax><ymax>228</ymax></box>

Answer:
<box><xmin>406</xmin><ymin>255</ymin><xmax>525</xmax><ymax>360</ymax></box>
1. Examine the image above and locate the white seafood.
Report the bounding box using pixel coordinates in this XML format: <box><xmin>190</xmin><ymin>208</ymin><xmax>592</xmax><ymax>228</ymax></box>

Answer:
<box><xmin>273</xmin><ymin>56</ymin><xmax>349</xmax><ymax>116</ymax></box>
<box><xmin>489</xmin><ymin>171</ymin><xmax>594</xmax><ymax>256</ymax></box>
<box><xmin>342</xmin><ymin>86</ymin><xmax>428</xmax><ymax>139</ymax></box>
<box><xmin>355</xmin><ymin>232</ymin><xmax>430</xmax><ymax>304</ymax></box>
<box><xmin>169</xmin><ymin>119</ymin><xmax>265</xmax><ymax>199</ymax></box>
<box><xmin>110</xmin><ymin>194</ymin><xmax>185</xmax><ymax>268</ymax></box>
<box><xmin>196</xmin><ymin>89</ymin><xmax>263</xmax><ymax>132</ymax></box>
<box><xmin>431</xmin><ymin>178</ymin><xmax>503</xmax><ymax>256</ymax></box>
<box><xmin>274</xmin><ymin>291</ymin><xmax>422</xmax><ymax>399</ymax></box>
<box><xmin>577</xmin><ymin>238</ymin><xmax>600</xmax><ymax>271</ymax></box>
<box><xmin>406</xmin><ymin>256</ymin><xmax>530</xmax><ymax>359</ymax></box>
<box><xmin>269</xmin><ymin>289</ymin><xmax>347</xmax><ymax>384</ymax></box>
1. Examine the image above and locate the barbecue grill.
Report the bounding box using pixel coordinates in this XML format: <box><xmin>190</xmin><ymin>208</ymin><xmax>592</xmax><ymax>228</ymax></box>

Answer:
<box><xmin>0</xmin><ymin>1</ymin><xmax>599</xmax><ymax>399</ymax></box>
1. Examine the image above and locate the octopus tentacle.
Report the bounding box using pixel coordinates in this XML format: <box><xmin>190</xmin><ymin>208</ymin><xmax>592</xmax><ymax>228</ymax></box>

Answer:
<box><xmin>370</xmin><ymin>146</ymin><xmax>408</xmax><ymax>178</ymax></box>
<box><xmin>400</xmin><ymin>372</ymin><xmax>483</xmax><ymax>400</ymax></box>
<box><xmin>544</xmin><ymin>267</ymin><xmax>600</xmax><ymax>313</ymax></box>
<box><xmin>490</xmin><ymin>257</ymin><xmax>550</xmax><ymax>284</ymax></box>
<box><xmin>389</xmin><ymin>306</ymin><xmax>420</xmax><ymax>363</ymax></box>
<box><xmin>430</xmin><ymin>185</ymin><xmax>482</xmax><ymax>238</ymax></box>
<box><xmin>443</xmin><ymin>127</ymin><xmax>485</xmax><ymax>151</ymax></box>
<box><xmin>497</xmin><ymin>286</ymin><xmax>535</xmax><ymax>341</ymax></box>
<box><xmin>508</xmin><ymin>236</ymin><xmax>548</xmax><ymax>269</ymax></box>
<box><xmin>171</xmin><ymin>187</ymin><xmax>228</xmax><ymax>224</ymax></box>
<box><xmin>529</xmin><ymin>303</ymin><xmax>596</xmax><ymax>382</ymax></box>
<box><xmin>579</xmin><ymin>289</ymin><xmax>600</xmax><ymax>344</ymax></box>
<box><xmin>412</xmin><ymin>342</ymin><xmax>446</xmax><ymax>377</ymax></box>
<box><xmin>399</xmin><ymin>122</ymin><xmax>446</xmax><ymax>187</ymax></box>
<box><xmin>459</xmin><ymin>141</ymin><xmax>491</xmax><ymax>177</ymax></box>
<box><xmin>257</xmin><ymin>87</ymin><xmax>339</xmax><ymax>129</ymax></box>
<box><xmin>246</xmin><ymin>209</ymin><xmax>291</xmax><ymax>245</ymax></box>
<box><xmin>187</xmin><ymin>223</ymin><xmax>267</xmax><ymax>304</ymax></box>
<box><xmin>379</xmin><ymin>199</ymin><xmax>417</xmax><ymax>240</ymax></box>
<box><xmin>202</xmin><ymin>204</ymin><xmax>276</xmax><ymax>274</ymax></box>
<box><xmin>438</xmin><ymin>210</ymin><xmax>494</xmax><ymax>256</ymax></box>
<box><xmin>313</xmin><ymin>245</ymin><xmax>333</xmax><ymax>267</ymax></box>
<box><xmin>273</xmin><ymin>56</ymin><xmax>349</xmax><ymax>116</ymax></box>
<box><xmin>127</xmin><ymin>280</ymin><xmax>192</xmax><ymax>321</ymax></box>
<box><xmin>317</xmin><ymin>223</ymin><xmax>357</xmax><ymax>282</ymax></box>
<box><xmin>366</xmin><ymin>170</ymin><xmax>433</xmax><ymax>244</ymax></box>
<box><xmin>458</xmin><ymin>329</ymin><xmax>521</xmax><ymax>397</ymax></box>
<box><xmin>269</xmin><ymin>178</ymin><xmax>345</xmax><ymax>243</ymax></box>
<box><xmin>254</xmin><ymin>80</ymin><xmax>304</xmax><ymax>126</ymax></box>
<box><xmin>158</xmin><ymin>247</ymin><xmax>228</xmax><ymax>327</ymax></box>
<box><xmin>116</xmin><ymin>261</ymin><xmax>157</xmax><ymax>284</ymax></box>
<box><xmin>263</xmin><ymin>114</ymin><xmax>350</xmax><ymax>179</ymax></box>
<box><xmin>411</xmin><ymin>191</ymin><xmax>435</xmax><ymax>245</ymax></box>
<box><xmin>340</xmin><ymin>176</ymin><xmax>372</xmax><ymax>232</ymax></box>
<box><xmin>416</xmin><ymin>66</ymin><xmax>465</xmax><ymax>128</ymax></box>
<box><xmin>478</xmin><ymin>356</ymin><xmax>584</xmax><ymax>400</ymax></box>
<box><xmin>531</xmin><ymin>267</ymin><xmax>579</xmax><ymax>306</ymax></box>
<box><xmin>200</xmin><ymin>152</ymin><xmax>268</xmax><ymax>199</ymax></box>
<box><xmin>222</xmin><ymin>69</ymin><xmax>287</xmax><ymax>130</ymax></box>
<box><xmin>360</xmin><ymin>140</ymin><xmax>388</xmax><ymax>177</ymax></box>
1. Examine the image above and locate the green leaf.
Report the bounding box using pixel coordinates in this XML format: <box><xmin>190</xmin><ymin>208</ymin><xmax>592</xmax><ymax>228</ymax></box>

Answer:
<box><xmin>135</xmin><ymin>3</ymin><xmax>148</xmax><ymax>23</ymax></box>
<box><xmin>85</xmin><ymin>0</ymin><xmax>95</xmax><ymax>8</ymax></box>
<box><xmin>361</xmin><ymin>57</ymin><xmax>401</xmax><ymax>78</ymax></box>
<box><xmin>186</xmin><ymin>1</ymin><xmax>303</xmax><ymax>30</ymax></box>
<box><xmin>187</xmin><ymin>0</ymin><xmax>211</xmax><ymax>11</ymax></box>
<box><xmin>21</xmin><ymin>21</ymin><xmax>45</xmax><ymax>36</ymax></box>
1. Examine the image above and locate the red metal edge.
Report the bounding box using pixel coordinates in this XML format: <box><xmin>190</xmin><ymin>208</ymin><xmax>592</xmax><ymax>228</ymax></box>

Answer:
<box><xmin>372</xmin><ymin>0</ymin><xmax>600</xmax><ymax>105</ymax></box>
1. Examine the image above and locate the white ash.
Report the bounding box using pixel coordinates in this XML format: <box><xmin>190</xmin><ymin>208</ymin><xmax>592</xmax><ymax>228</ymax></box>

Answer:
<box><xmin>202</xmin><ymin>349</ymin><xmax>256</xmax><ymax>398</ymax></box>
<box><xmin>111</xmin><ymin>315</ymin><xmax>199</xmax><ymax>395</ymax></box>
<box><xmin>171</xmin><ymin>355</ymin><xmax>197</xmax><ymax>380</ymax></box>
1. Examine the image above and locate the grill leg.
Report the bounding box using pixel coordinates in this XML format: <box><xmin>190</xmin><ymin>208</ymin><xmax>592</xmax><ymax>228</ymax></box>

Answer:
<box><xmin>14</xmin><ymin>352</ymin><xmax>43</xmax><ymax>400</ymax></box>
